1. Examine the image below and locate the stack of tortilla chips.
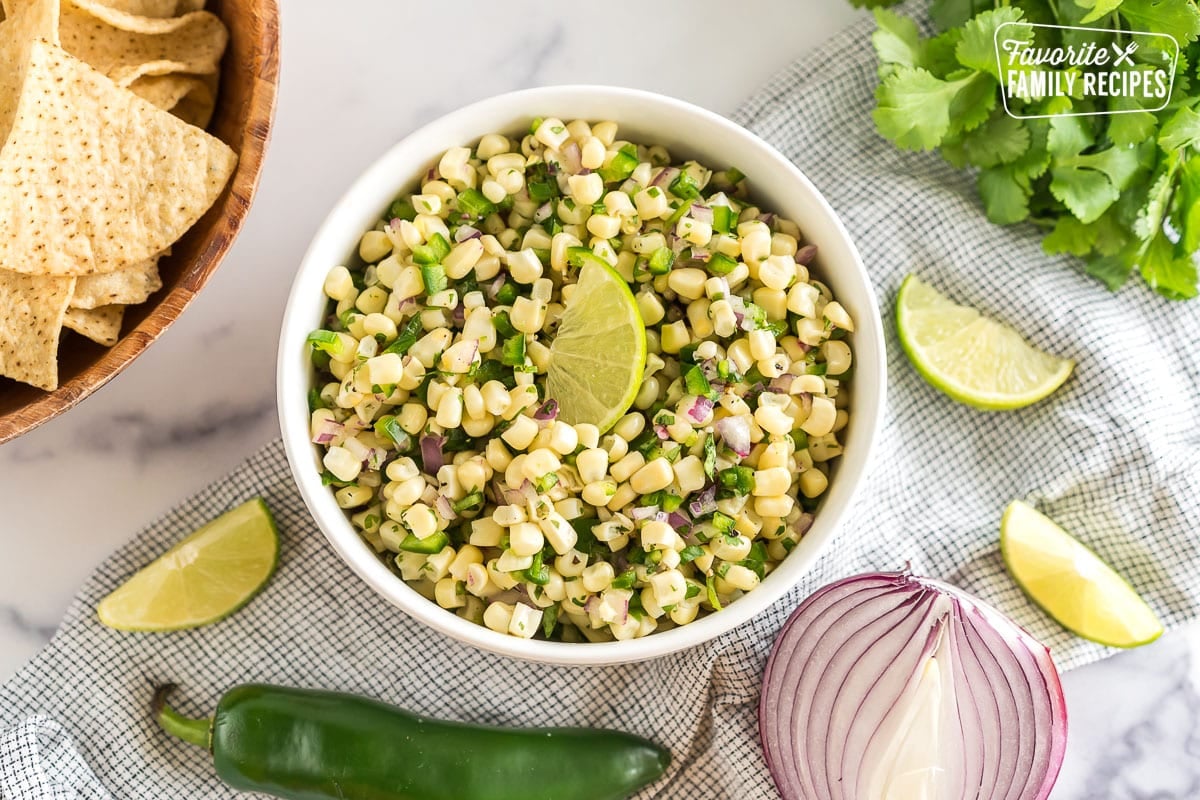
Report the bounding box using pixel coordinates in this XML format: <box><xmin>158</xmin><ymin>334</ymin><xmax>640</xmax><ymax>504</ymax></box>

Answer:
<box><xmin>0</xmin><ymin>0</ymin><xmax>236</xmax><ymax>390</ymax></box>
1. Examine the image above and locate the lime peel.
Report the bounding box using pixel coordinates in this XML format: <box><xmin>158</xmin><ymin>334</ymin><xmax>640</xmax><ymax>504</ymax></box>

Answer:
<box><xmin>97</xmin><ymin>497</ymin><xmax>279</xmax><ymax>632</ymax></box>
<box><xmin>547</xmin><ymin>259</ymin><xmax>647</xmax><ymax>432</ymax></box>
<box><xmin>1000</xmin><ymin>500</ymin><xmax>1163</xmax><ymax>649</ymax></box>
<box><xmin>896</xmin><ymin>275</ymin><xmax>1074</xmax><ymax>410</ymax></box>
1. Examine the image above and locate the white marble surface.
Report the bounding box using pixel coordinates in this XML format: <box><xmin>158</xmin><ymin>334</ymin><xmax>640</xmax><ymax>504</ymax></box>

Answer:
<box><xmin>1</xmin><ymin>1</ymin><xmax>1197</xmax><ymax>796</ymax></box>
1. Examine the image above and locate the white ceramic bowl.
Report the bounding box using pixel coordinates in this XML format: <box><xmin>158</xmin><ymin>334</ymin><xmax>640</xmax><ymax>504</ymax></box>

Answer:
<box><xmin>278</xmin><ymin>85</ymin><xmax>886</xmax><ymax>666</ymax></box>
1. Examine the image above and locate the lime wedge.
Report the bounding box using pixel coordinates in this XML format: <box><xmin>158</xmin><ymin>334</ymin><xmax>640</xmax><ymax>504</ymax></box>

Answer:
<box><xmin>98</xmin><ymin>498</ymin><xmax>279</xmax><ymax>632</ymax></box>
<box><xmin>895</xmin><ymin>275</ymin><xmax>1074</xmax><ymax>410</ymax></box>
<box><xmin>1000</xmin><ymin>500</ymin><xmax>1163</xmax><ymax>648</ymax></box>
<box><xmin>547</xmin><ymin>254</ymin><xmax>646</xmax><ymax>432</ymax></box>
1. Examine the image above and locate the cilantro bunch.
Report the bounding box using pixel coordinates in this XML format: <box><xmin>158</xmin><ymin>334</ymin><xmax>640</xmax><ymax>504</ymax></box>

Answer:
<box><xmin>852</xmin><ymin>0</ymin><xmax>1200</xmax><ymax>299</ymax></box>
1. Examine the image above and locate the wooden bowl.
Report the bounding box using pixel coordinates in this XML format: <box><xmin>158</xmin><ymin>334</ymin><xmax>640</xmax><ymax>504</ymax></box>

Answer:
<box><xmin>0</xmin><ymin>0</ymin><xmax>280</xmax><ymax>445</ymax></box>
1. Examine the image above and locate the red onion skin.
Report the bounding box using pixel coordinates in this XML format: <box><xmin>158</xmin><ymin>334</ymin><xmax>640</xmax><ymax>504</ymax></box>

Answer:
<box><xmin>760</xmin><ymin>572</ymin><xmax>1067</xmax><ymax>800</ymax></box>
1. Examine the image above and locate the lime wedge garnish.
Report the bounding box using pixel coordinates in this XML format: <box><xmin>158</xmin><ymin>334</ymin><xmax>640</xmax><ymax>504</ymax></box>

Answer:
<box><xmin>97</xmin><ymin>498</ymin><xmax>279</xmax><ymax>631</ymax></box>
<box><xmin>1000</xmin><ymin>500</ymin><xmax>1163</xmax><ymax>648</ymax></box>
<box><xmin>547</xmin><ymin>254</ymin><xmax>646</xmax><ymax>432</ymax></box>
<box><xmin>895</xmin><ymin>275</ymin><xmax>1074</xmax><ymax>410</ymax></box>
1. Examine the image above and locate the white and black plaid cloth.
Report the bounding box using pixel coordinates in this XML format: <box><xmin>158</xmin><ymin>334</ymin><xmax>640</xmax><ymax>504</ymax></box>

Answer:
<box><xmin>4</xmin><ymin>15</ymin><xmax>1200</xmax><ymax>799</ymax></box>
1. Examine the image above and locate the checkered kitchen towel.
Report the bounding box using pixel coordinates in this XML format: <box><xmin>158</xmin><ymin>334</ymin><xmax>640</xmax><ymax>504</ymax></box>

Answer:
<box><xmin>4</xmin><ymin>13</ymin><xmax>1200</xmax><ymax>800</ymax></box>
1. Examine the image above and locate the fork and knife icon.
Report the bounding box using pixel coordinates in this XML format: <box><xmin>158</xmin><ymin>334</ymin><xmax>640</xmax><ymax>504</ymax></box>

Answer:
<box><xmin>1111</xmin><ymin>41</ymin><xmax>1139</xmax><ymax>66</ymax></box>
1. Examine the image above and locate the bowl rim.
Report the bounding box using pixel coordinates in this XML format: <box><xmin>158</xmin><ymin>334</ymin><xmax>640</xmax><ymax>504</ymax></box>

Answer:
<box><xmin>278</xmin><ymin>84</ymin><xmax>887</xmax><ymax>666</ymax></box>
<box><xmin>0</xmin><ymin>0</ymin><xmax>281</xmax><ymax>446</ymax></box>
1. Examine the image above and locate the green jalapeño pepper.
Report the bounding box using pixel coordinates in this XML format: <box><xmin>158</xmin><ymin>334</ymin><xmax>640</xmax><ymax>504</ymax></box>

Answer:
<box><xmin>153</xmin><ymin>683</ymin><xmax>670</xmax><ymax>800</ymax></box>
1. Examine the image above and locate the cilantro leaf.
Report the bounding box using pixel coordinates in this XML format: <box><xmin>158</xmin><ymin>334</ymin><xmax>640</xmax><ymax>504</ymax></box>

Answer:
<box><xmin>1177</xmin><ymin>155</ymin><xmax>1200</xmax><ymax>252</ymax></box>
<box><xmin>924</xmin><ymin>28</ymin><xmax>965</xmax><ymax>77</ymax></box>
<box><xmin>874</xmin><ymin>68</ymin><xmax>975</xmax><ymax>150</ymax></box>
<box><xmin>1108</xmin><ymin>94</ymin><xmax>1158</xmax><ymax>147</ymax></box>
<box><xmin>872</xmin><ymin>8</ymin><xmax>925</xmax><ymax>69</ymax></box>
<box><xmin>1119</xmin><ymin>0</ymin><xmax>1200</xmax><ymax>43</ymax></box>
<box><xmin>1044</xmin><ymin>216</ymin><xmax>1100</xmax><ymax>256</ymax></box>
<box><xmin>948</xmin><ymin>71</ymin><xmax>998</xmax><ymax>132</ymax></box>
<box><xmin>1134</xmin><ymin>170</ymin><xmax>1174</xmax><ymax>239</ymax></box>
<box><xmin>931</xmin><ymin>0</ymin><xmax>984</xmax><ymax>29</ymax></box>
<box><xmin>962</xmin><ymin>112</ymin><xmax>1030</xmax><ymax>167</ymax></box>
<box><xmin>1138</xmin><ymin>231</ymin><xmax>1199</xmax><ymax>299</ymax></box>
<box><xmin>1086</xmin><ymin>253</ymin><xmax>1135</xmax><ymax>291</ymax></box>
<box><xmin>1159</xmin><ymin>105</ymin><xmax>1200</xmax><ymax>151</ymax></box>
<box><xmin>1077</xmin><ymin>0</ymin><xmax>1126</xmax><ymax>24</ymax></box>
<box><xmin>957</xmin><ymin>7</ymin><xmax>1029</xmax><ymax>79</ymax></box>
<box><xmin>978</xmin><ymin>167</ymin><xmax>1032</xmax><ymax>223</ymax></box>
<box><xmin>1051</xmin><ymin>167</ymin><xmax>1122</xmax><ymax>223</ymax></box>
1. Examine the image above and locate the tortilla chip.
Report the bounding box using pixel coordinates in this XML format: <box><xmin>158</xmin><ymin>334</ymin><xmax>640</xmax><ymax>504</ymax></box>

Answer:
<box><xmin>63</xmin><ymin>303</ymin><xmax>124</xmax><ymax>345</ymax></box>
<box><xmin>0</xmin><ymin>0</ymin><xmax>59</xmax><ymax>141</ymax></box>
<box><xmin>126</xmin><ymin>71</ymin><xmax>214</xmax><ymax>126</ymax></box>
<box><xmin>0</xmin><ymin>269</ymin><xmax>74</xmax><ymax>389</ymax></box>
<box><xmin>58</xmin><ymin>0</ymin><xmax>225</xmax><ymax>85</ymax></box>
<box><xmin>71</xmin><ymin>0</ymin><xmax>200</xmax><ymax>18</ymax></box>
<box><xmin>72</xmin><ymin>254</ymin><xmax>162</xmax><ymax>308</ymax></box>
<box><xmin>0</xmin><ymin>40</ymin><xmax>237</xmax><ymax>276</ymax></box>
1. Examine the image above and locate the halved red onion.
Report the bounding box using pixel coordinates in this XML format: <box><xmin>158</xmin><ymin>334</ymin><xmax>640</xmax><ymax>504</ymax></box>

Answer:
<box><xmin>760</xmin><ymin>570</ymin><xmax>1066</xmax><ymax>800</ymax></box>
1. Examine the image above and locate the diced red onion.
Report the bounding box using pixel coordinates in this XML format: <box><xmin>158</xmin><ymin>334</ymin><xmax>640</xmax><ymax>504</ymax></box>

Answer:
<box><xmin>364</xmin><ymin>447</ymin><xmax>388</xmax><ymax>472</ymax></box>
<box><xmin>757</xmin><ymin>211</ymin><xmax>776</xmax><ymax>226</ymax></box>
<box><xmin>767</xmin><ymin>375</ymin><xmax>794</xmax><ymax>394</ymax></box>
<box><xmin>689</xmin><ymin>249</ymin><xmax>712</xmax><ymax>264</ymax></box>
<box><xmin>533</xmin><ymin>399</ymin><xmax>559</xmax><ymax>421</ymax></box>
<box><xmin>426</xmin><ymin>167</ymin><xmax>438</xmax><ymax>182</ymax></box>
<box><xmin>669</xmin><ymin>233</ymin><xmax>689</xmax><ymax>255</ymax></box>
<box><xmin>487</xmin><ymin>273</ymin><xmax>507</xmax><ymax>299</ymax></box>
<box><xmin>685</xmin><ymin>396</ymin><xmax>714</xmax><ymax>424</ymax></box>
<box><xmin>631</xmin><ymin>506</ymin><xmax>659</xmax><ymax>521</ymax></box>
<box><xmin>420</xmin><ymin>434</ymin><xmax>446</xmax><ymax>473</ymax></box>
<box><xmin>667</xmin><ymin>511</ymin><xmax>691</xmax><ymax>531</ymax></box>
<box><xmin>311</xmin><ymin>418</ymin><xmax>344</xmax><ymax>445</ymax></box>
<box><xmin>562</xmin><ymin>141</ymin><xmax>582</xmax><ymax>174</ymax></box>
<box><xmin>797</xmin><ymin>392</ymin><xmax>813</xmax><ymax>420</ymax></box>
<box><xmin>517</xmin><ymin>479</ymin><xmax>539</xmax><ymax>506</ymax></box>
<box><xmin>688</xmin><ymin>484</ymin><xmax>718</xmax><ymax>517</ymax></box>
<box><xmin>795</xmin><ymin>244</ymin><xmax>818</xmax><ymax>265</ymax></box>
<box><xmin>533</xmin><ymin>202</ymin><xmax>554</xmax><ymax>223</ymax></box>
<box><xmin>454</xmin><ymin>225</ymin><xmax>482</xmax><ymax>243</ymax></box>
<box><xmin>650</xmin><ymin>166</ymin><xmax>679</xmax><ymax>189</ymax></box>
<box><xmin>654</xmin><ymin>424</ymin><xmax>670</xmax><ymax>440</ymax></box>
<box><xmin>452</xmin><ymin>303</ymin><xmax>466</xmax><ymax>326</ymax></box>
<box><xmin>716</xmin><ymin>415</ymin><xmax>751</xmax><ymax>458</ymax></box>
<box><xmin>434</xmin><ymin>495</ymin><xmax>456</xmax><ymax>521</ymax></box>
<box><xmin>793</xmin><ymin>512</ymin><xmax>814</xmax><ymax>537</ymax></box>
<box><xmin>699</xmin><ymin>358</ymin><xmax>720</xmax><ymax>381</ymax></box>
<box><xmin>760</xmin><ymin>570</ymin><xmax>1066</xmax><ymax>800</ymax></box>
<box><xmin>689</xmin><ymin>204</ymin><xmax>713</xmax><ymax>225</ymax></box>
